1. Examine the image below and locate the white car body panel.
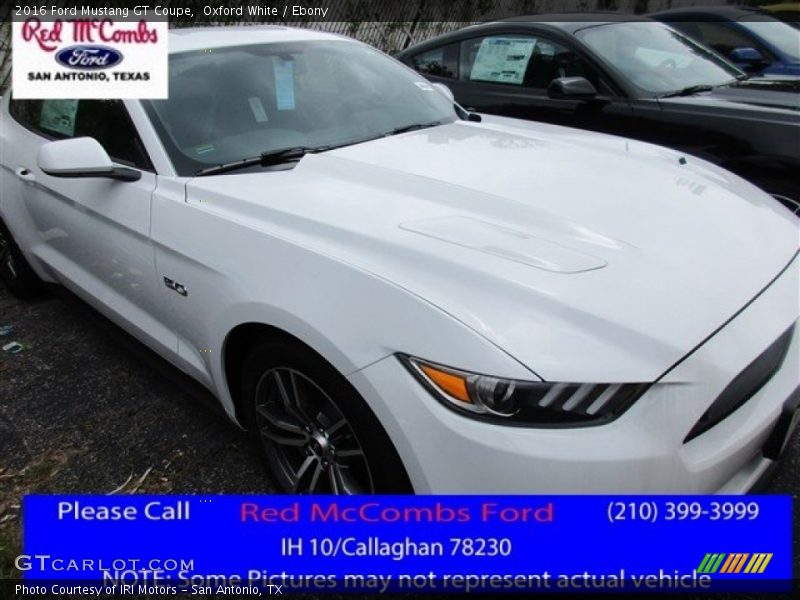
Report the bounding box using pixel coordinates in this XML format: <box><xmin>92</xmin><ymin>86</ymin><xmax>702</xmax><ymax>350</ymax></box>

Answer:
<box><xmin>1</xmin><ymin>28</ymin><xmax>798</xmax><ymax>493</ymax></box>
<box><xmin>184</xmin><ymin>121</ymin><xmax>798</xmax><ymax>383</ymax></box>
<box><xmin>350</xmin><ymin>253</ymin><xmax>799</xmax><ymax>493</ymax></box>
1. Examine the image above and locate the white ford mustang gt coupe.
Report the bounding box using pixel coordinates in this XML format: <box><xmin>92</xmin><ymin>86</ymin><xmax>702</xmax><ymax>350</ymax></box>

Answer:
<box><xmin>1</xmin><ymin>27</ymin><xmax>798</xmax><ymax>494</ymax></box>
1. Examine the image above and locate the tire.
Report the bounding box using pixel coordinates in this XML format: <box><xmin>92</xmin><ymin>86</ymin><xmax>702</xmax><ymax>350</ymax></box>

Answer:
<box><xmin>241</xmin><ymin>338</ymin><xmax>413</xmax><ymax>494</ymax></box>
<box><xmin>0</xmin><ymin>219</ymin><xmax>44</xmax><ymax>299</ymax></box>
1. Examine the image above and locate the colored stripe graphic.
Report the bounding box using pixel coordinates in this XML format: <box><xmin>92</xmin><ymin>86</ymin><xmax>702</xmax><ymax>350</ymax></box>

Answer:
<box><xmin>733</xmin><ymin>553</ymin><xmax>750</xmax><ymax>573</ymax></box>
<box><xmin>709</xmin><ymin>553</ymin><xmax>725</xmax><ymax>573</ymax></box>
<box><xmin>720</xmin><ymin>554</ymin><xmax>737</xmax><ymax>574</ymax></box>
<box><xmin>758</xmin><ymin>554</ymin><xmax>772</xmax><ymax>573</ymax></box>
<box><xmin>701</xmin><ymin>553</ymin><xmax>773</xmax><ymax>575</ymax></box>
<box><xmin>699</xmin><ymin>553</ymin><xmax>726</xmax><ymax>573</ymax></box>
<box><xmin>744</xmin><ymin>554</ymin><xmax>760</xmax><ymax>573</ymax></box>
<box><xmin>747</xmin><ymin>553</ymin><xmax>773</xmax><ymax>574</ymax></box>
<box><xmin>700</xmin><ymin>553</ymin><xmax>721</xmax><ymax>573</ymax></box>
<box><xmin>698</xmin><ymin>553</ymin><xmax>713</xmax><ymax>573</ymax></box>
<box><xmin>720</xmin><ymin>553</ymin><xmax>751</xmax><ymax>574</ymax></box>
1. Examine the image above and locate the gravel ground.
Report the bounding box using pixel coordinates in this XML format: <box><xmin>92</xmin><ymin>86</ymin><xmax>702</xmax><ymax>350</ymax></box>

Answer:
<box><xmin>0</xmin><ymin>285</ymin><xmax>797</xmax><ymax>582</ymax></box>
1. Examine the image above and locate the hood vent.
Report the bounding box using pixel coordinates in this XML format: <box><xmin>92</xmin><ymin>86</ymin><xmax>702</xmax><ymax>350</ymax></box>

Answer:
<box><xmin>400</xmin><ymin>216</ymin><xmax>607</xmax><ymax>274</ymax></box>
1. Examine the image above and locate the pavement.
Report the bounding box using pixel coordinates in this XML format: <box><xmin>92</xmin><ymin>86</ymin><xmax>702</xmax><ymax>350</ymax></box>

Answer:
<box><xmin>0</xmin><ymin>285</ymin><xmax>797</xmax><ymax>579</ymax></box>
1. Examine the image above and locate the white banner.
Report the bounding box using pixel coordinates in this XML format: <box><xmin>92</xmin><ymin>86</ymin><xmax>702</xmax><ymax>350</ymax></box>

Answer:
<box><xmin>12</xmin><ymin>17</ymin><xmax>168</xmax><ymax>99</ymax></box>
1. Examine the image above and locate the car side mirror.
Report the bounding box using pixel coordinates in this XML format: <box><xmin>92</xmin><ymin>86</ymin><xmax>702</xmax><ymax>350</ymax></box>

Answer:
<box><xmin>37</xmin><ymin>137</ymin><xmax>141</xmax><ymax>182</ymax></box>
<box><xmin>432</xmin><ymin>82</ymin><xmax>483</xmax><ymax>122</ymax></box>
<box><xmin>729</xmin><ymin>47</ymin><xmax>765</xmax><ymax>64</ymax></box>
<box><xmin>547</xmin><ymin>76</ymin><xmax>598</xmax><ymax>100</ymax></box>
<box><xmin>431</xmin><ymin>82</ymin><xmax>455</xmax><ymax>102</ymax></box>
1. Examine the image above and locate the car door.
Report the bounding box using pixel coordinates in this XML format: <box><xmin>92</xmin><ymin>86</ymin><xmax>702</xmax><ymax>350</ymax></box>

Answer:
<box><xmin>409</xmin><ymin>33</ymin><xmax>635</xmax><ymax>138</ymax></box>
<box><xmin>4</xmin><ymin>99</ymin><xmax>176</xmax><ymax>354</ymax></box>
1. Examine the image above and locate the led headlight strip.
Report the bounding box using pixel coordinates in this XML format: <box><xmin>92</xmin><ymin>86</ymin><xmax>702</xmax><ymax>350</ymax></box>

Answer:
<box><xmin>401</xmin><ymin>355</ymin><xmax>649</xmax><ymax>426</ymax></box>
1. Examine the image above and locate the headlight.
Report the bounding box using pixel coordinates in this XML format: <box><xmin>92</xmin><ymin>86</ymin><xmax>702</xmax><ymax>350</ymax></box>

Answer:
<box><xmin>401</xmin><ymin>355</ymin><xmax>649</xmax><ymax>426</ymax></box>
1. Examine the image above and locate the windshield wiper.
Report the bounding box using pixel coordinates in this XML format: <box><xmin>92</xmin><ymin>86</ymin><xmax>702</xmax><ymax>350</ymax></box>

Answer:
<box><xmin>385</xmin><ymin>119</ymin><xmax>447</xmax><ymax>137</ymax></box>
<box><xmin>195</xmin><ymin>146</ymin><xmax>328</xmax><ymax>177</ymax></box>
<box><xmin>659</xmin><ymin>84</ymin><xmax>714</xmax><ymax>98</ymax></box>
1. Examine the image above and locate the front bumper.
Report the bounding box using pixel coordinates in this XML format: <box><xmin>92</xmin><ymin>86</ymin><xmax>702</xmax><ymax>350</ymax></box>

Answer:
<box><xmin>348</xmin><ymin>253</ymin><xmax>800</xmax><ymax>493</ymax></box>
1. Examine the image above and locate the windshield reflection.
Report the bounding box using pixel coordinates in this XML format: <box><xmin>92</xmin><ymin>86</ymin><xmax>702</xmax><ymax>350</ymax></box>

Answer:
<box><xmin>577</xmin><ymin>22</ymin><xmax>743</xmax><ymax>95</ymax></box>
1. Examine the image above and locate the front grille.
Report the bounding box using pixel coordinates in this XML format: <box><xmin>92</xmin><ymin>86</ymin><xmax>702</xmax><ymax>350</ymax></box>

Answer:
<box><xmin>684</xmin><ymin>326</ymin><xmax>795</xmax><ymax>443</ymax></box>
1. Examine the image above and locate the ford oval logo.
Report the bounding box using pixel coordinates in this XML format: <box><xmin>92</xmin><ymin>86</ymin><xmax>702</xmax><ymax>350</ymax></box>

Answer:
<box><xmin>55</xmin><ymin>45</ymin><xmax>123</xmax><ymax>70</ymax></box>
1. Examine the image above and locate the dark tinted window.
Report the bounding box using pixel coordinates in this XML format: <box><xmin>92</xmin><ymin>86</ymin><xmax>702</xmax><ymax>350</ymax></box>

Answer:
<box><xmin>459</xmin><ymin>35</ymin><xmax>598</xmax><ymax>89</ymax></box>
<box><xmin>673</xmin><ymin>21</ymin><xmax>762</xmax><ymax>58</ymax></box>
<box><xmin>578</xmin><ymin>22</ymin><xmax>741</xmax><ymax>95</ymax></box>
<box><xmin>411</xmin><ymin>43</ymin><xmax>459</xmax><ymax>79</ymax></box>
<box><xmin>9</xmin><ymin>99</ymin><xmax>151</xmax><ymax>170</ymax></box>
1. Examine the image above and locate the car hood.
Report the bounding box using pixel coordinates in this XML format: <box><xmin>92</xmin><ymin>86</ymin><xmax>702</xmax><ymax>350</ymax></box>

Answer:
<box><xmin>659</xmin><ymin>79</ymin><xmax>800</xmax><ymax>115</ymax></box>
<box><xmin>187</xmin><ymin>120</ymin><xmax>799</xmax><ymax>382</ymax></box>
<box><xmin>707</xmin><ymin>78</ymin><xmax>800</xmax><ymax>110</ymax></box>
<box><xmin>762</xmin><ymin>62</ymin><xmax>800</xmax><ymax>77</ymax></box>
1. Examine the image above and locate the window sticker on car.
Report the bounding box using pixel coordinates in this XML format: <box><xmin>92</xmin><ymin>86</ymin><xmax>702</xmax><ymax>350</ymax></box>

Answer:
<box><xmin>39</xmin><ymin>100</ymin><xmax>78</xmax><ymax>137</ymax></box>
<box><xmin>470</xmin><ymin>37</ymin><xmax>536</xmax><ymax>85</ymax></box>
<box><xmin>248</xmin><ymin>97</ymin><xmax>270</xmax><ymax>122</ymax></box>
<box><xmin>273</xmin><ymin>58</ymin><xmax>296</xmax><ymax>110</ymax></box>
<box><xmin>414</xmin><ymin>81</ymin><xmax>434</xmax><ymax>91</ymax></box>
<box><xmin>194</xmin><ymin>144</ymin><xmax>215</xmax><ymax>155</ymax></box>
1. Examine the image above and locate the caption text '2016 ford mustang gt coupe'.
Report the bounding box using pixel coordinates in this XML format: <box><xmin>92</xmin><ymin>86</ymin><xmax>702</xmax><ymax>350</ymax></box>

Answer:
<box><xmin>1</xmin><ymin>27</ymin><xmax>798</xmax><ymax>495</ymax></box>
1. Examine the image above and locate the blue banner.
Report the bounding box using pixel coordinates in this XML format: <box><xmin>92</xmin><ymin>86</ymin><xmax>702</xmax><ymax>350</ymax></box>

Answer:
<box><xmin>19</xmin><ymin>495</ymin><xmax>791</xmax><ymax>594</ymax></box>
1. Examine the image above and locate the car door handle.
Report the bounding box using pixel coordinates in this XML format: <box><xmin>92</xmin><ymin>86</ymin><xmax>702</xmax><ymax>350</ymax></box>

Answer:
<box><xmin>15</xmin><ymin>167</ymin><xmax>36</xmax><ymax>183</ymax></box>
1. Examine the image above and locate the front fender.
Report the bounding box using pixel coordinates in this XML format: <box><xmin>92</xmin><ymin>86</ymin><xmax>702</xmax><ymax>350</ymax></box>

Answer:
<box><xmin>207</xmin><ymin>263</ymin><xmax>538</xmax><ymax>421</ymax></box>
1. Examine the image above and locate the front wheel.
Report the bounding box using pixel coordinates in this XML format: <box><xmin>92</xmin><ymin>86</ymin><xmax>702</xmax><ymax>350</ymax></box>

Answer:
<box><xmin>241</xmin><ymin>339</ymin><xmax>413</xmax><ymax>494</ymax></box>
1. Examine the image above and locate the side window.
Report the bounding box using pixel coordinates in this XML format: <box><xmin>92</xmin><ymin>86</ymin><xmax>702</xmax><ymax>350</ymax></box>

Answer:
<box><xmin>411</xmin><ymin>44</ymin><xmax>458</xmax><ymax>79</ymax></box>
<box><xmin>460</xmin><ymin>35</ymin><xmax>599</xmax><ymax>90</ymax></box>
<box><xmin>460</xmin><ymin>36</ymin><xmax>537</xmax><ymax>85</ymax></box>
<box><xmin>9</xmin><ymin>99</ymin><xmax>151</xmax><ymax>170</ymax></box>
<box><xmin>689</xmin><ymin>22</ymin><xmax>760</xmax><ymax>57</ymax></box>
<box><xmin>10</xmin><ymin>99</ymin><xmax>80</xmax><ymax>138</ymax></box>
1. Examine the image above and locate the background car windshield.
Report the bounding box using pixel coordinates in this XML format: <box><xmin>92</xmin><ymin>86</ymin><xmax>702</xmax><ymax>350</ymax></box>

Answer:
<box><xmin>739</xmin><ymin>17</ymin><xmax>800</xmax><ymax>61</ymax></box>
<box><xmin>577</xmin><ymin>22</ymin><xmax>742</xmax><ymax>95</ymax></box>
<box><xmin>148</xmin><ymin>40</ymin><xmax>457</xmax><ymax>175</ymax></box>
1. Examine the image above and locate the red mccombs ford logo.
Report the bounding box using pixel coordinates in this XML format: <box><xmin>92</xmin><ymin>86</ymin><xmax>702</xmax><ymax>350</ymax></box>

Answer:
<box><xmin>13</xmin><ymin>16</ymin><xmax>167</xmax><ymax>99</ymax></box>
<box><xmin>21</xmin><ymin>18</ymin><xmax>159</xmax><ymax>53</ymax></box>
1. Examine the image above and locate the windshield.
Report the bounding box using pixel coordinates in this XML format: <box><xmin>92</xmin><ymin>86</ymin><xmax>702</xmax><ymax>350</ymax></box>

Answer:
<box><xmin>576</xmin><ymin>22</ymin><xmax>742</xmax><ymax>95</ymax></box>
<box><xmin>739</xmin><ymin>17</ymin><xmax>800</xmax><ymax>61</ymax></box>
<box><xmin>147</xmin><ymin>40</ymin><xmax>457</xmax><ymax>175</ymax></box>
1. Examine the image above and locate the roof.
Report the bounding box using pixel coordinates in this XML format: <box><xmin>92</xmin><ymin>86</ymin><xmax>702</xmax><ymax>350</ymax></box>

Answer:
<box><xmin>502</xmin><ymin>12</ymin><xmax>651</xmax><ymax>23</ymax></box>
<box><xmin>496</xmin><ymin>13</ymin><xmax>652</xmax><ymax>34</ymax></box>
<box><xmin>168</xmin><ymin>26</ymin><xmax>351</xmax><ymax>54</ymax></box>
<box><xmin>394</xmin><ymin>14</ymin><xmax>659</xmax><ymax>56</ymax></box>
<box><xmin>763</xmin><ymin>2</ymin><xmax>800</xmax><ymax>9</ymax></box>
<box><xmin>649</xmin><ymin>5</ymin><xmax>766</xmax><ymax>20</ymax></box>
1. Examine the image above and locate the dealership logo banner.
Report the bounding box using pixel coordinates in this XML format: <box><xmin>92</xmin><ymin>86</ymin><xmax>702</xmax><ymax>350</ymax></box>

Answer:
<box><xmin>18</xmin><ymin>495</ymin><xmax>791</xmax><ymax>594</ymax></box>
<box><xmin>12</xmin><ymin>8</ymin><xmax>168</xmax><ymax>99</ymax></box>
